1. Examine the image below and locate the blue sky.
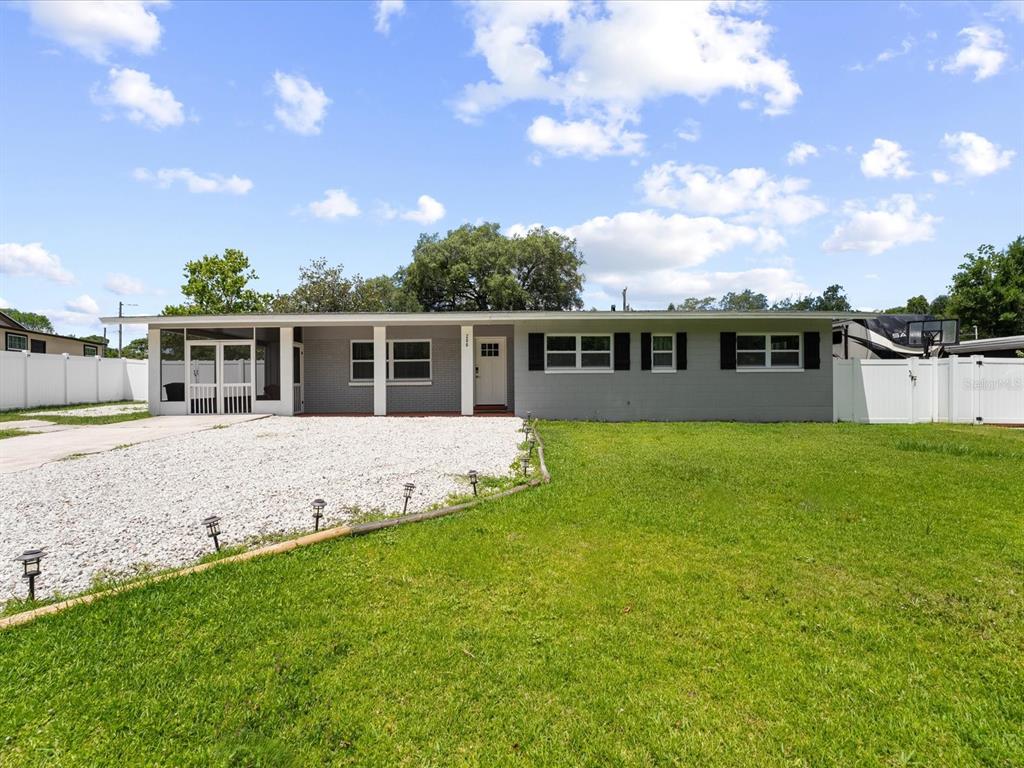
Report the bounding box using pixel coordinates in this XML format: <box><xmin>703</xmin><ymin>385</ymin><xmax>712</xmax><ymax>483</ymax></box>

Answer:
<box><xmin>1</xmin><ymin>0</ymin><xmax>1022</xmax><ymax>342</ymax></box>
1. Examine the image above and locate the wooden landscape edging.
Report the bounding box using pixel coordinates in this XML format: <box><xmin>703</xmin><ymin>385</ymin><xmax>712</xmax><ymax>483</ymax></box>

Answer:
<box><xmin>0</xmin><ymin>423</ymin><xmax>551</xmax><ymax>631</ymax></box>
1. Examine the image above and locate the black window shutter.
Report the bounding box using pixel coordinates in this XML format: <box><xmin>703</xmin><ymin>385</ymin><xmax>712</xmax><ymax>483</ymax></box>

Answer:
<box><xmin>640</xmin><ymin>332</ymin><xmax>652</xmax><ymax>370</ymax></box>
<box><xmin>720</xmin><ymin>332</ymin><xmax>736</xmax><ymax>369</ymax></box>
<box><xmin>676</xmin><ymin>332</ymin><xmax>687</xmax><ymax>370</ymax></box>
<box><xmin>804</xmin><ymin>331</ymin><xmax>821</xmax><ymax>369</ymax></box>
<box><xmin>614</xmin><ymin>332</ymin><xmax>630</xmax><ymax>370</ymax></box>
<box><xmin>528</xmin><ymin>333</ymin><xmax>545</xmax><ymax>371</ymax></box>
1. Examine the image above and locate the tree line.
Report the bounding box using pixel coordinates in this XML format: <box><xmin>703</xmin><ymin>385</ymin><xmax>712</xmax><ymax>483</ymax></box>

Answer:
<box><xmin>5</xmin><ymin>232</ymin><xmax>1020</xmax><ymax>347</ymax></box>
<box><xmin>162</xmin><ymin>224</ymin><xmax>585</xmax><ymax>316</ymax></box>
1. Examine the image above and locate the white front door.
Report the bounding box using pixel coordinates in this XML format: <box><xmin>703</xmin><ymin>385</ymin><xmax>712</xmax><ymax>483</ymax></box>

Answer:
<box><xmin>474</xmin><ymin>337</ymin><xmax>507</xmax><ymax>406</ymax></box>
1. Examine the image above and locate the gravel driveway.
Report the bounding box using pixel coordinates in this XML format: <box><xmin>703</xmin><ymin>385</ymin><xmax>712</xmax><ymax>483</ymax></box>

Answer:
<box><xmin>1</xmin><ymin>416</ymin><xmax>523</xmax><ymax>603</ymax></box>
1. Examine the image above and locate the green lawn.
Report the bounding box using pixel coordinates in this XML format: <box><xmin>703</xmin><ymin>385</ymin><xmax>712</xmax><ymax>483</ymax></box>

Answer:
<box><xmin>1</xmin><ymin>422</ymin><xmax>1021</xmax><ymax>766</ymax></box>
<box><xmin>0</xmin><ymin>401</ymin><xmax>149</xmax><ymax>427</ymax></box>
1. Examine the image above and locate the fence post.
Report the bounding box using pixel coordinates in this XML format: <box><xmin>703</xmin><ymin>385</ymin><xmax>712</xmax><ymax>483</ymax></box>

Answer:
<box><xmin>930</xmin><ymin>356</ymin><xmax>939</xmax><ymax>423</ymax></box>
<box><xmin>948</xmin><ymin>355</ymin><xmax>958</xmax><ymax>423</ymax></box>
<box><xmin>907</xmin><ymin>357</ymin><xmax>917</xmax><ymax>423</ymax></box>
<box><xmin>22</xmin><ymin>350</ymin><xmax>30</xmax><ymax>409</ymax></box>
<box><xmin>62</xmin><ymin>353</ymin><xmax>69</xmax><ymax>405</ymax></box>
<box><xmin>95</xmin><ymin>356</ymin><xmax>101</xmax><ymax>402</ymax></box>
<box><xmin>971</xmin><ymin>355</ymin><xmax>984</xmax><ymax>424</ymax></box>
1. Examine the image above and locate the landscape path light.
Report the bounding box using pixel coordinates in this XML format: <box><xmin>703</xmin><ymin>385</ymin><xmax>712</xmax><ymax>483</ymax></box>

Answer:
<box><xmin>468</xmin><ymin>470</ymin><xmax>479</xmax><ymax>496</ymax></box>
<box><xmin>202</xmin><ymin>515</ymin><xmax>222</xmax><ymax>552</ymax></box>
<box><xmin>403</xmin><ymin>482</ymin><xmax>415</xmax><ymax>514</ymax></box>
<box><xmin>520</xmin><ymin>453</ymin><xmax>530</xmax><ymax>477</ymax></box>
<box><xmin>312</xmin><ymin>498</ymin><xmax>326</xmax><ymax>532</ymax></box>
<box><xmin>15</xmin><ymin>549</ymin><xmax>45</xmax><ymax>601</ymax></box>
<box><xmin>527</xmin><ymin>431</ymin><xmax>536</xmax><ymax>456</ymax></box>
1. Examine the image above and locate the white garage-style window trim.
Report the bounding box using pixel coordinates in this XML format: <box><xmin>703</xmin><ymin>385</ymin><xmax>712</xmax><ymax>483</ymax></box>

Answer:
<box><xmin>5</xmin><ymin>332</ymin><xmax>28</xmax><ymax>351</ymax></box>
<box><xmin>545</xmin><ymin>333</ymin><xmax>612</xmax><ymax>372</ymax></box>
<box><xmin>652</xmin><ymin>334</ymin><xmax>675</xmax><ymax>371</ymax></box>
<box><xmin>350</xmin><ymin>339</ymin><xmax>432</xmax><ymax>384</ymax></box>
<box><xmin>736</xmin><ymin>333</ymin><xmax>803</xmax><ymax>370</ymax></box>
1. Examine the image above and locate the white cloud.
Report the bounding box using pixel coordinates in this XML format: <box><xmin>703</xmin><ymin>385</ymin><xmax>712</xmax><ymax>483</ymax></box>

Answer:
<box><xmin>640</xmin><ymin>162</ymin><xmax>826</xmax><ymax>226</ymax></box>
<box><xmin>987</xmin><ymin>1</ymin><xmax>1024</xmax><ymax>23</ymax></box>
<box><xmin>397</xmin><ymin>195</ymin><xmax>446</xmax><ymax>225</ymax></box>
<box><xmin>375</xmin><ymin>0</ymin><xmax>405</xmax><ymax>35</ymax></box>
<box><xmin>272</xmin><ymin>72</ymin><xmax>330</xmax><ymax>135</ymax></box>
<box><xmin>66</xmin><ymin>294</ymin><xmax>100</xmax><ymax>315</ymax></box>
<box><xmin>104</xmin><ymin>273</ymin><xmax>146</xmax><ymax>295</ymax></box>
<box><xmin>823</xmin><ymin>195</ymin><xmax>938</xmax><ymax>255</ymax></box>
<box><xmin>941</xmin><ymin>131</ymin><xmax>1015</xmax><ymax>176</ymax></box>
<box><xmin>93</xmin><ymin>67</ymin><xmax>184</xmax><ymax>129</ymax></box>
<box><xmin>455</xmin><ymin>1</ymin><xmax>800</xmax><ymax>154</ymax></box>
<box><xmin>943</xmin><ymin>26</ymin><xmax>1007</xmax><ymax>80</ymax></box>
<box><xmin>308</xmin><ymin>189</ymin><xmax>360</xmax><ymax>219</ymax></box>
<box><xmin>930</xmin><ymin>169</ymin><xmax>951</xmax><ymax>184</ymax></box>
<box><xmin>0</xmin><ymin>297</ymin><xmax>8</xmax><ymax>308</ymax></box>
<box><xmin>510</xmin><ymin>208</ymin><xmax>808</xmax><ymax>306</ymax></box>
<box><xmin>19</xmin><ymin>0</ymin><xmax>165</xmax><ymax>62</ymax></box>
<box><xmin>877</xmin><ymin>36</ymin><xmax>915</xmax><ymax>62</ymax></box>
<box><xmin>677</xmin><ymin>119</ymin><xmax>701</xmax><ymax>143</ymax></box>
<box><xmin>563</xmin><ymin>210</ymin><xmax>776</xmax><ymax>275</ymax></box>
<box><xmin>526</xmin><ymin>114</ymin><xmax>645</xmax><ymax>158</ymax></box>
<box><xmin>786</xmin><ymin>142</ymin><xmax>818</xmax><ymax>165</ymax></box>
<box><xmin>133</xmin><ymin>167</ymin><xmax>254</xmax><ymax>195</ymax></box>
<box><xmin>860</xmin><ymin>138</ymin><xmax>913</xmax><ymax>179</ymax></box>
<box><xmin>0</xmin><ymin>242</ymin><xmax>75</xmax><ymax>284</ymax></box>
<box><xmin>584</xmin><ymin>266</ymin><xmax>811</xmax><ymax>307</ymax></box>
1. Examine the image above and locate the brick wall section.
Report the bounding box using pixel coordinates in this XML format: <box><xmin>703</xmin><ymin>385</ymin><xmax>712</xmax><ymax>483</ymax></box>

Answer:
<box><xmin>303</xmin><ymin>324</ymin><xmax>518</xmax><ymax>414</ymax></box>
<box><xmin>513</xmin><ymin>318</ymin><xmax>833</xmax><ymax>422</ymax></box>
<box><xmin>387</xmin><ymin>326</ymin><xmax>459</xmax><ymax>412</ymax></box>
<box><xmin>302</xmin><ymin>326</ymin><xmax>373</xmax><ymax>413</ymax></box>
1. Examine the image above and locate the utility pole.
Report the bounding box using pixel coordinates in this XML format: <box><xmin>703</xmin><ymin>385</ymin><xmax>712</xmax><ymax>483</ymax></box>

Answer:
<box><xmin>118</xmin><ymin>301</ymin><xmax>138</xmax><ymax>357</ymax></box>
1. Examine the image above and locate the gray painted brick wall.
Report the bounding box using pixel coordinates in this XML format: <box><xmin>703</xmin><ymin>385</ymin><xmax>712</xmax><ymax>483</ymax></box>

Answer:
<box><xmin>302</xmin><ymin>326</ymin><xmax>373</xmax><ymax>413</ymax></box>
<box><xmin>512</xmin><ymin>318</ymin><xmax>833</xmax><ymax>422</ymax></box>
<box><xmin>302</xmin><ymin>324</ymin><xmax>515</xmax><ymax>414</ymax></box>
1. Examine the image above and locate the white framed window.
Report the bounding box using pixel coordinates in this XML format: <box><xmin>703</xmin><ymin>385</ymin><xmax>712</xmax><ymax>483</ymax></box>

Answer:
<box><xmin>83</xmin><ymin>344</ymin><xmax>99</xmax><ymax>357</ymax></box>
<box><xmin>545</xmin><ymin>334</ymin><xmax>612</xmax><ymax>371</ymax></box>
<box><xmin>351</xmin><ymin>341</ymin><xmax>374</xmax><ymax>381</ymax></box>
<box><xmin>350</xmin><ymin>339</ymin><xmax>432</xmax><ymax>382</ymax></box>
<box><xmin>5</xmin><ymin>332</ymin><xmax>28</xmax><ymax>351</ymax></box>
<box><xmin>652</xmin><ymin>334</ymin><xmax>674</xmax><ymax>370</ymax></box>
<box><xmin>736</xmin><ymin>333</ymin><xmax>802</xmax><ymax>369</ymax></box>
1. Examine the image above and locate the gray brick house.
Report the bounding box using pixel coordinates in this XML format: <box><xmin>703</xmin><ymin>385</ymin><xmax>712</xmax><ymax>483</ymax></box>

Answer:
<box><xmin>106</xmin><ymin>311</ymin><xmax>854</xmax><ymax>421</ymax></box>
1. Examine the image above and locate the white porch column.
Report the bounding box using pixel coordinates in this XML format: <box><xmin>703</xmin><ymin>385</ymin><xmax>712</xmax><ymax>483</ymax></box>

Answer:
<box><xmin>373</xmin><ymin>325</ymin><xmax>387</xmax><ymax>416</ymax></box>
<box><xmin>280</xmin><ymin>326</ymin><xmax>294</xmax><ymax>415</ymax></box>
<box><xmin>147</xmin><ymin>328</ymin><xmax>160</xmax><ymax>415</ymax></box>
<box><xmin>460</xmin><ymin>325</ymin><xmax>474</xmax><ymax>416</ymax></box>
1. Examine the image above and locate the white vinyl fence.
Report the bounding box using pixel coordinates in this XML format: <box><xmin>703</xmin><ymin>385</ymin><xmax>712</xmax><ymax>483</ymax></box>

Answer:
<box><xmin>0</xmin><ymin>350</ymin><xmax>148</xmax><ymax>411</ymax></box>
<box><xmin>834</xmin><ymin>356</ymin><xmax>1024</xmax><ymax>424</ymax></box>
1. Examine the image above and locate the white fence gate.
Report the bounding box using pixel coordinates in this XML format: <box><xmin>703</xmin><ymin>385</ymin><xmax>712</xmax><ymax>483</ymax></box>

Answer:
<box><xmin>0</xmin><ymin>350</ymin><xmax>148</xmax><ymax>410</ymax></box>
<box><xmin>834</xmin><ymin>356</ymin><xmax>1024</xmax><ymax>424</ymax></box>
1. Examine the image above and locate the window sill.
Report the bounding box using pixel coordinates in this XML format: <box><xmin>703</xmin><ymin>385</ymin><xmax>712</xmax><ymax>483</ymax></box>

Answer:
<box><xmin>736</xmin><ymin>367</ymin><xmax>805</xmax><ymax>373</ymax></box>
<box><xmin>349</xmin><ymin>380</ymin><xmax>433</xmax><ymax>387</ymax></box>
<box><xmin>651</xmin><ymin>368</ymin><xmax>678</xmax><ymax>374</ymax></box>
<box><xmin>544</xmin><ymin>369</ymin><xmax>614</xmax><ymax>374</ymax></box>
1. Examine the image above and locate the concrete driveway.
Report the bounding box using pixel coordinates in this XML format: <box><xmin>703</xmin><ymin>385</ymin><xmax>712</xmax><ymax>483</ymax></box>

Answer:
<box><xmin>0</xmin><ymin>414</ymin><xmax>267</xmax><ymax>473</ymax></box>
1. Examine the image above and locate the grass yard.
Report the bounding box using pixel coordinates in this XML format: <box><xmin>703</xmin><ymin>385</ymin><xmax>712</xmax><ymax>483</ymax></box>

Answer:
<box><xmin>0</xmin><ymin>401</ymin><xmax>149</xmax><ymax>427</ymax></box>
<box><xmin>0</xmin><ymin>422</ymin><xmax>1021</xmax><ymax>766</ymax></box>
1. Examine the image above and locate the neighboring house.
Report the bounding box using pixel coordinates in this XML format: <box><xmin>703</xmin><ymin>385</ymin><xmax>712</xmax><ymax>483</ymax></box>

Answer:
<box><xmin>105</xmin><ymin>310</ymin><xmax>855</xmax><ymax>422</ymax></box>
<box><xmin>0</xmin><ymin>311</ymin><xmax>108</xmax><ymax>357</ymax></box>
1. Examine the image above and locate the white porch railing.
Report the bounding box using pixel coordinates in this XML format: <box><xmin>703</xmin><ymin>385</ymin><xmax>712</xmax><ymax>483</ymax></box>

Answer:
<box><xmin>221</xmin><ymin>383</ymin><xmax>252</xmax><ymax>414</ymax></box>
<box><xmin>189</xmin><ymin>383</ymin><xmax>218</xmax><ymax>414</ymax></box>
<box><xmin>292</xmin><ymin>382</ymin><xmax>303</xmax><ymax>413</ymax></box>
